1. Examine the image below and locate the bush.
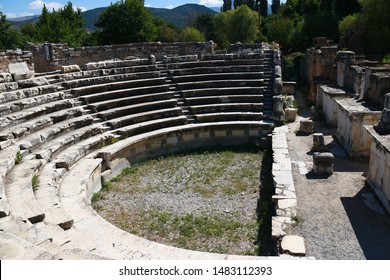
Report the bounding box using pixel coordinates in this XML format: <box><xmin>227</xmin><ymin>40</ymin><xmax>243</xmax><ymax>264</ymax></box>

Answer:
<box><xmin>180</xmin><ymin>27</ymin><xmax>206</xmax><ymax>42</ymax></box>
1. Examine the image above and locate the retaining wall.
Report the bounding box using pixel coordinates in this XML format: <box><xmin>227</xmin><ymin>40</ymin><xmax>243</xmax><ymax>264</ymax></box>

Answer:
<box><xmin>26</xmin><ymin>42</ymin><xmax>215</xmax><ymax>73</ymax></box>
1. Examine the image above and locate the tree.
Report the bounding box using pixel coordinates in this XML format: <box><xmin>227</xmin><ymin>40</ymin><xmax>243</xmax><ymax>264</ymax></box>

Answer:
<box><xmin>259</xmin><ymin>0</ymin><xmax>268</xmax><ymax>18</ymax></box>
<box><xmin>180</xmin><ymin>27</ymin><xmax>206</xmax><ymax>42</ymax></box>
<box><xmin>215</xmin><ymin>5</ymin><xmax>259</xmax><ymax>48</ymax></box>
<box><xmin>0</xmin><ymin>13</ymin><xmax>23</xmax><ymax>50</ymax></box>
<box><xmin>194</xmin><ymin>14</ymin><xmax>216</xmax><ymax>41</ymax></box>
<box><xmin>264</xmin><ymin>14</ymin><xmax>293</xmax><ymax>49</ymax></box>
<box><xmin>222</xmin><ymin>0</ymin><xmax>232</xmax><ymax>12</ymax></box>
<box><xmin>154</xmin><ymin>17</ymin><xmax>179</xmax><ymax>43</ymax></box>
<box><xmin>35</xmin><ymin>2</ymin><xmax>87</xmax><ymax>47</ymax></box>
<box><xmin>360</xmin><ymin>0</ymin><xmax>390</xmax><ymax>55</ymax></box>
<box><xmin>96</xmin><ymin>0</ymin><xmax>156</xmax><ymax>44</ymax></box>
<box><xmin>271</xmin><ymin>0</ymin><xmax>281</xmax><ymax>14</ymax></box>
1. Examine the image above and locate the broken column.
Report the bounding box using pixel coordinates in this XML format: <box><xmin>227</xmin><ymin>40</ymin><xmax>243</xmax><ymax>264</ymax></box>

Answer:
<box><xmin>374</xmin><ymin>93</ymin><xmax>390</xmax><ymax>135</ymax></box>
<box><xmin>313</xmin><ymin>152</ymin><xmax>334</xmax><ymax>175</ymax></box>
<box><xmin>336</xmin><ymin>51</ymin><xmax>355</xmax><ymax>88</ymax></box>
<box><xmin>300</xmin><ymin>120</ymin><xmax>314</xmax><ymax>134</ymax></box>
<box><xmin>312</xmin><ymin>133</ymin><xmax>326</xmax><ymax>152</ymax></box>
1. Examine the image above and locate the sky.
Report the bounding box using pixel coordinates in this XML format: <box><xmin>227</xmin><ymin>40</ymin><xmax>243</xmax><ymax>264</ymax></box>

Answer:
<box><xmin>0</xmin><ymin>0</ymin><xmax>286</xmax><ymax>19</ymax></box>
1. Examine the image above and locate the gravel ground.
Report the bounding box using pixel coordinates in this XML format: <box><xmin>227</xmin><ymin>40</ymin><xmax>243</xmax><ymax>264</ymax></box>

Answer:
<box><xmin>93</xmin><ymin>150</ymin><xmax>269</xmax><ymax>255</ymax></box>
<box><xmin>285</xmin><ymin>91</ymin><xmax>390</xmax><ymax>260</ymax></box>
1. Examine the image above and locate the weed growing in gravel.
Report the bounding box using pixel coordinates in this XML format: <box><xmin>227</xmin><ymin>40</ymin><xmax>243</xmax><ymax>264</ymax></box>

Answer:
<box><xmin>32</xmin><ymin>175</ymin><xmax>40</xmax><ymax>192</ymax></box>
<box><xmin>92</xmin><ymin>145</ymin><xmax>274</xmax><ymax>256</ymax></box>
<box><xmin>15</xmin><ymin>151</ymin><xmax>23</xmax><ymax>164</ymax></box>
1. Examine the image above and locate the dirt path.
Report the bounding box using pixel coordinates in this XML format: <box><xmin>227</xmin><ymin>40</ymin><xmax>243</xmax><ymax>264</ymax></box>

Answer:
<box><xmin>284</xmin><ymin>91</ymin><xmax>390</xmax><ymax>260</ymax></box>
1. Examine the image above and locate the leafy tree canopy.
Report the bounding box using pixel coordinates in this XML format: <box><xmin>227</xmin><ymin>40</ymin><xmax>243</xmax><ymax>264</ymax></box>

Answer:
<box><xmin>0</xmin><ymin>13</ymin><xmax>24</xmax><ymax>50</ymax></box>
<box><xmin>96</xmin><ymin>0</ymin><xmax>156</xmax><ymax>44</ymax></box>
<box><xmin>35</xmin><ymin>1</ymin><xmax>87</xmax><ymax>47</ymax></box>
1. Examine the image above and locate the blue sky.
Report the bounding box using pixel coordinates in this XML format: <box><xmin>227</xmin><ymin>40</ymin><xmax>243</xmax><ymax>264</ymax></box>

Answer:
<box><xmin>0</xmin><ymin>0</ymin><xmax>285</xmax><ymax>18</ymax></box>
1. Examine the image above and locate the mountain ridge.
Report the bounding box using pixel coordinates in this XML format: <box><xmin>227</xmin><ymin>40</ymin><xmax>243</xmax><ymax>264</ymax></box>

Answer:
<box><xmin>7</xmin><ymin>4</ymin><xmax>218</xmax><ymax>30</ymax></box>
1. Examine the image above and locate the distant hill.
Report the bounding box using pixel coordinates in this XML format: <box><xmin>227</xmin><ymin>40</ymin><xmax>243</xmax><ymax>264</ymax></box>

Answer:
<box><xmin>8</xmin><ymin>4</ymin><xmax>217</xmax><ymax>30</ymax></box>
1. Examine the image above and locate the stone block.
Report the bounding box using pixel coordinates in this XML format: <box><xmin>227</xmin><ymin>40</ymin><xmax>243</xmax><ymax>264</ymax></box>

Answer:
<box><xmin>300</xmin><ymin>120</ymin><xmax>314</xmax><ymax>134</ymax></box>
<box><xmin>312</xmin><ymin>133</ymin><xmax>326</xmax><ymax>152</ymax></box>
<box><xmin>313</xmin><ymin>152</ymin><xmax>334</xmax><ymax>175</ymax></box>
<box><xmin>280</xmin><ymin>235</ymin><xmax>306</xmax><ymax>256</ymax></box>
<box><xmin>61</xmin><ymin>64</ymin><xmax>80</xmax><ymax>73</ymax></box>
<box><xmin>285</xmin><ymin>108</ymin><xmax>297</xmax><ymax>122</ymax></box>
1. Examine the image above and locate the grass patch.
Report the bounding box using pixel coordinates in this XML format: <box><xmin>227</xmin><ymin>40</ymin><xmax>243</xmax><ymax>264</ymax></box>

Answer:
<box><xmin>15</xmin><ymin>151</ymin><xmax>23</xmax><ymax>164</ymax></box>
<box><xmin>32</xmin><ymin>175</ymin><xmax>40</xmax><ymax>192</ymax></box>
<box><xmin>93</xmin><ymin>146</ymin><xmax>273</xmax><ymax>256</ymax></box>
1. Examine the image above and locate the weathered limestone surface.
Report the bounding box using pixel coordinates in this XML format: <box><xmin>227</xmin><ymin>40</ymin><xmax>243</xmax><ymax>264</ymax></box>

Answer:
<box><xmin>313</xmin><ymin>152</ymin><xmax>334</xmax><ymax>175</ymax></box>
<box><xmin>365</xmin><ymin>126</ymin><xmax>390</xmax><ymax>214</ymax></box>
<box><xmin>336</xmin><ymin>98</ymin><xmax>381</xmax><ymax>158</ymax></box>
<box><xmin>280</xmin><ymin>235</ymin><xmax>306</xmax><ymax>256</ymax></box>
<box><xmin>300</xmin><ymin>119</ymin><xmax>313</xmax><ymax>134</ymax></box>
<box><xmin>321</xmin><ymin>85</ymin><xmax>346</xmax><ymax>126</ymax></box>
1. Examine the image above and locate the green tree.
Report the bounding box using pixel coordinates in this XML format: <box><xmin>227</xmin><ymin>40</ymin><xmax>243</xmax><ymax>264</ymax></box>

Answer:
<box><xmin>333</xmin><ymin>0</ymin><xmax>361</xmax><ymax>19</ymax></box>
<box><xmin>0</xmin><ymin>13</ymin><xmax>24</xmax><ymax>50</ymax></box>
<box><xmin>264</xmin><ymin>14</ymin><xmax>294</xmax><ymax>49</ymax></box>
<box><xmin>360</xmin><ymin>0</ymin><xmax>390</xmax><ymax>55</ymax></box>
<box><xmin>35</xmin><ymin>2</ymin><xmax>87</xmax><ymax>47</ymax></box>
<box><xmin>194</xmin><ymin>13</ymin><xmax>216</xmax><ymax>41</ymax></box>
<box><xmin>180</xmin><ymin>27</ymin><xmax>206</xmax><ymax>42</ymax></box>
<box><xmin>259</xmin><ymin>0</ymin><xmax>269</xmax><ymax>17</ymax></box>
<box><xmin>154</xmin><ymin>17</ymin><xmax>179</xmax><ymax>43</ymax></box>
<box><xmin>215</xmin><ymin>5</ymin><xmax>259</xmax><ymax>48</ymax></box>
<box><xmin>96</xmin><ymin>0</ymin><xmax>156</xmax><ymax>44</ymax></box>
<box><xmin>271</xmin><ymin>0</ymin><xmax>281</xmax><ymax>14</ymax></box>
<box><xmin>222</xmin><ymin>0</ymin><xmax>232</xmax><ymax>12</ymax></box>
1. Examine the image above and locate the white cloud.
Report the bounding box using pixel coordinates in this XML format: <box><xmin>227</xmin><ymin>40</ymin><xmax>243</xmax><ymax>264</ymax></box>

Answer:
<box><xmin>145</xmin><ymin>4</ymin><xmax>152</xmax><ymax>7</ymax></box>
<box><xmin>5</xmin><ymin>13</ymin><xmax>18</xmax><ymax>19</ymax></box>
<box><xmin>29</xmin><ymin>1</ymin><xmax>64</xmax><ymax>11</ymax></box>
<box><xmin>165</xmin><ymin>5</ymin><xmax>178</xmax><ymax>9</ymax></box>
<box><xmin>199</xmin><ymin>0</ymin><xmax>223</xmax><ymax>7</ymax></box>
<box><xmin>76</xmin><ymin>6</ymin><xmax>87</xmax><ymax>12</ymax></box>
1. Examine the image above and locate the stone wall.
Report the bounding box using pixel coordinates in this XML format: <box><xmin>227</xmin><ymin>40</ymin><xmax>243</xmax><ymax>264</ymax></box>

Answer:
<box><xmin>365</xmin><ymin>126</ymin><xmax>390</xmax><ymax>214</ymax></box>
<box><xmin>0</xmin><ymin>49</ymin><xmax>34</xmax><ymax>73</ymax></box>
<box><xmin>305</xmin><ymin>45</ymin><xmax>338</xmax><ymax>102</ymax></box>
<box><xmin>26</xmin><ymin>42</ymin><xmax>215</xmax><ymax>73</ymax></box>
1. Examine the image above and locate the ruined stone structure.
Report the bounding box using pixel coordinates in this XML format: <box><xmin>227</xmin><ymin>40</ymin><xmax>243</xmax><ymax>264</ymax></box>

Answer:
<box><xmin>306</xmin><ymin>37</ymin><xmax>390</xmax><ymax>214</ymax></box>
<box><xmin>0</xmin><ymin>42</ymin><xmax>306</xmax><ymax>259</ymax></box>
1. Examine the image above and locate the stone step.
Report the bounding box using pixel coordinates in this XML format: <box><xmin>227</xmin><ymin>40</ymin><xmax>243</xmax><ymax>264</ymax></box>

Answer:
<box><xmin>168</xmin><ymin>65</ymin><xmax>266</xmax><ymax>76</ymax></box>
<box><xmin>53</xmin><ymin>133</ymin><xmax>113</xmax><ymax>170</ymax></box>
<box><xmin>34</xmin><ymin>163</ymin><xmax>74</xmax><ymax>230</ymax></box>
<box><xmin>71</xmin><ymin>77</ymin><xmax>166</xmax><ymax>97</ymax></box>
<box><xmin>185</xmin><ymin>95</ymin><xmax>264</xmax><ymax>106</ymax></box>
<box><xmin>172</xmin><ymin>72</ymin><xmax>264</xmax><ymax>83</ymax></box>
<box><xmin>34</xmin><ymin>123</ymin><xmax>105</xmax><ymax>161</ymax></box>
<box><xmin>194</xmin><ymin>112</ymin><xmax>265</xmax><ymax>123</ymax></box>
<box><xmin>96</xmin><ymin>99</ymin><xmax>178</xmax><ymax>121</ymax></box>
<box><xmin>176</xmin><ymin>80</ymin><xmax>265</xmax><ymax>91</ymax></box>
<box><xmin>0</xmin><ymin>99</ymin><xmax>76</xmax><ymax>134</ymax></box>
<box><xmin>179</xmin><ymin>87</ymin><xmax>264</xmax><ymax>98</ymax></box>
<box><xmin>0</xmin><ymin>91</ymin><xmax>69</xmax><ymax>117</ymax></box>
<box><xmin>65</xmin><ymin>70</ymin><xmax>160</xmax><ymax>89</ymax></box>
<box><xmin>189</xmin><ymin>103</ymin><xmax>264</xmax><ymax>114</ymax></box>
<box><xmin>79</xmin><ymin>84</ymin><xmax>170</xmax><ymax>104</ymax></box>
<box><xmin>0</xmin><ymin>105</ymin><xmax>85</xmax><ymax>142</ymax></box>
<box><xmin>87</xmin><ymin>91</ymin><xmax>174</xmax><ymax>113</ymax></box>
<box><xmin>0</xmin><ymin>217</ymin><xmax>70</xmax><ymax>247</ymax></box>
<box><xmin>106</xmin><ymin>107</ymin><xmax>183</xmax><ymax>129</ymax></box>
<box><xmin>115</xmin><ymin>116</ymin><xmax>188</xmax><ymax>138</ymax></box>
<box><xmin>4</xmin><ymin>159</ymin><xmax>46</xmax><ymax>223</ymax></box>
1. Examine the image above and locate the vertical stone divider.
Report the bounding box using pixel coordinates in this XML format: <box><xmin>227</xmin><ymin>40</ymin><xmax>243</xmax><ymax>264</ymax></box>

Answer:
<box><xmin>271</xmin><ymin>126</ymin><xmax>306</xmax><ymax>256</ymax></box>
<box><xmin>273</xmin><ymin>49</ymin><xmax>285</xmax><ymax>122</ymax></box>
<box><xmin>336</xmin><ymin>51</ymin><xmax>355</xmax><ymax>88</ymax></box>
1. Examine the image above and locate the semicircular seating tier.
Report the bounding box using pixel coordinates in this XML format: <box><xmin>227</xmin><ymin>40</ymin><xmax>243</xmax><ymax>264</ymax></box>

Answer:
<box><xmin>0</xmin><ymin>50</ymin><xmax>279</xmax><ymax>260</ymax></box>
